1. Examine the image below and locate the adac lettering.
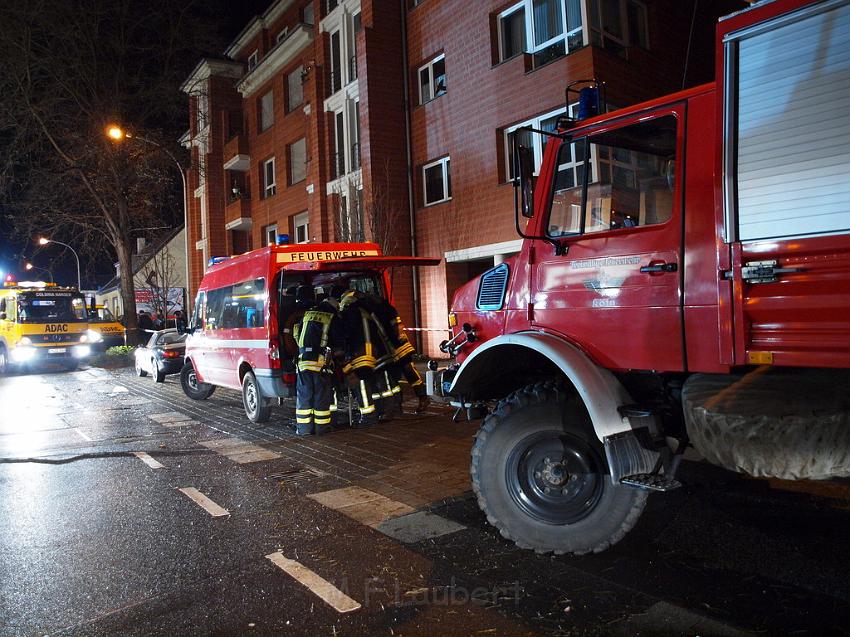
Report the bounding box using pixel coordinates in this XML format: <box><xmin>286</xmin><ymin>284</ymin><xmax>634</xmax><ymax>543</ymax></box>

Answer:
<box><xmin>44</xmin><ymin>324</ymin><xmax>69</xmax><ymax>333</ymax></box>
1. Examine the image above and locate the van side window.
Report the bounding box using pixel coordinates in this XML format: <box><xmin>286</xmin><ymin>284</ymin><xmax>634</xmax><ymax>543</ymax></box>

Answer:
<box><xmin>205</xmin><ymin>279</ymin><xmax>266</xmax><ymax>330</ymax></box>
<box><xmin>191</xmin><ymin>291</ymin><xmax>205</xmax><ymax>329</ymax></box>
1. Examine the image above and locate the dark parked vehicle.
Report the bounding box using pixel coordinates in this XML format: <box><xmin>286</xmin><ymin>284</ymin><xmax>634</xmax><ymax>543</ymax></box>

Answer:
<box><xmin>134</xmin><ymin>329</ymin><xmax>186</xmax><ymax>383</ymax></box>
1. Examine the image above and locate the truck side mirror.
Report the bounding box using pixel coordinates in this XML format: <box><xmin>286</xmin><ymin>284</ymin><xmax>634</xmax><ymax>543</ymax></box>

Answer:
<box><xmin>514</xmin><ymin>142</ymin><xmax>535</xmax><ymax>218</ymax></box>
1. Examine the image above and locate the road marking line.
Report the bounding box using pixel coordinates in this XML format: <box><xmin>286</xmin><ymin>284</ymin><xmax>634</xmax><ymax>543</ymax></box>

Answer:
<box><xmin>265</xmin><ymin>552</ymin><xmax>361</xmax><ymax>614</ymax></box>
<box><xmin>177</xmin><ymin>487</ymin><xmax>229</xmax><ymax>517</ymax></box>
<box><xmin>73</xmin><ymin>428</ymin><xmax>92</xmax><ymax>441</ymax></box>
<box><xmin>133</xmin><ymin>451</ymin><xmax>164</xmax><ymax>469</ymax></box>
<box><xmin>199</xmin><ymin>437</ymin><xmax>280</xmax><ymax>464</ymax></box>
<box><xmin>308</xmin><ymin>486</ymin><xmax>414</xmax><ymax>528</ymax></box>
<box><xmin>149</xmin><ymin>412</ymin><xmax>192</xmax><ymax>423</ymax></box>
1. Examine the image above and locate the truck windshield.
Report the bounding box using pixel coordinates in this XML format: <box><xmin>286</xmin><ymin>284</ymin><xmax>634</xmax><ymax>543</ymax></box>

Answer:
<box><xmin>18</xmin><ymin>292</ymin><xmax>88</xmax><ymax>323</ymax></box>
<box><xmin>547</xmin><ymin>115</ymin><xmax>677</xmax><ymax>237</ymax></box>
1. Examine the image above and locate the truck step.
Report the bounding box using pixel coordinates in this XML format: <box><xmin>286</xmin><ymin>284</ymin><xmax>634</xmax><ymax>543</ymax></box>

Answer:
<box><xmin>620</xmin><ymin>473</ymin><xmax>682</xmax><ymax>492</ymax></box>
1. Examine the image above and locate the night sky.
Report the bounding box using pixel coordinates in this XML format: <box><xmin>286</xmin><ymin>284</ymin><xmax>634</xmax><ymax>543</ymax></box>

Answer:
<box><xmin>0</xmin><ymin>0</ymin><xmax>274</xmax><ymax>289</ymax></box>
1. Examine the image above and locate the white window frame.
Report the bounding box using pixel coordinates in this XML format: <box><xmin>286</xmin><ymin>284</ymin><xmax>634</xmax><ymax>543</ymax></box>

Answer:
<box><xmin>422</xmin><ymin>156</ymin><xmax>451</xmax><ymax>207</ymax></box>
<box><xmin>263</xmin><ymin>157</ymin><xmax>276</xmax><ymax>198</ymax></box>
<box><xmin>504</xmin><ymin>103</ymin><xmax>592</xmax><ymax>186</ymax></box>
<box><xmin>497</xmin><ymin>3</ymin><xmax>526</xmax><ymax>62</ymax></box>
<box><xmin>497</xmin><ymin>0</ymin><xmax>585</xmax><ymax>63</ymax></box>
<box><xmin>265</xmin><ymin>223</ymin><xmax>278</xmax><ymax>246</ymax></box>
<box><xmin>418</xmin><ymin>54</ymin><xmax>446</xmax><ymax>105</ymax></box>
<box><xmin>248</xmin><ymin>50</ymin><xmax>259</xmax><ymax>70</ymax></box>
<box><xmin>293</xmin><ymin>211</ymin><xmax>309</xmax><ymax>243</ymax></box>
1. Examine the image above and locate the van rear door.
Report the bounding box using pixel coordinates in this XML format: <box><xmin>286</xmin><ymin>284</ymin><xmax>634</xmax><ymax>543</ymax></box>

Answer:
<box><xmin>722</xmin><ymin>0</ymin><xmax>850</xmax><ymax>368</ymax></box>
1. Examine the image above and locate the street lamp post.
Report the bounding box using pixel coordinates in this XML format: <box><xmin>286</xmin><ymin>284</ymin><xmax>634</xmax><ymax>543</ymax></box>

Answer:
<box><xmin>38</xmin><ymin>237</ymin><xmax>80</xmax><ymax>290</ymax></box>
<box><xmin>25</xmin><ymin>262</ymin><xmax>55</xmax><ymax>283</ymax></box>
<box><xmin>107</xmin><ymin>125</ymin><xmax>190</xmax><ymax>313</ymax></box>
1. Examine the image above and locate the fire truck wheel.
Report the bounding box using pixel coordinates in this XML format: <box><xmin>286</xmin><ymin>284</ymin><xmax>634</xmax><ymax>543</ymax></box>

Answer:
<box><xmin>470</xmin><ymin>381</ymin><xmax>647</xmax><ymax>555</ymax></box>
<box><xmin>152</xmin><ymin>359</ymin><xmax>165</xmax><ymax>383</ymax></box>
<box><xmin>242</xmin><ymin>370</ymin><xmax>272</xmax><ymax>423</ymax></box>
<box><xmin>135</xmin><ymin>358</ymin><xmax>148</xmax><ymax>377</ymax></box>
<box><xmin>180</xmin><ymin>361</ymin><xmax>215</xmax><ymax>400</ymax></box>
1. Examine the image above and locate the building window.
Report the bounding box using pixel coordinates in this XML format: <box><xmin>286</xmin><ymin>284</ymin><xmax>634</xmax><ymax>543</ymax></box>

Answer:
<box><xmin>423</xmin><ymin>157</ymin><xmax>451</xmax><ymax>206</ymax></box>
<box><xmin>589</xmin><ymin>0</ymin><xmax>649</xmax><ymax>55</ymax></box>
<box><xmin>259</xmin><ymin>90</ymin><xmax>274</xmax><ymax>132</ymax></box>
<box><xmin>326</xmin><ymin>0</ymin><xmax>339</xmax><ymax>15</ymax></box>
<box><xmin>333</xmin><ymin>109</ymin><xmax>346</xmax><ymax>178</ymax></box>
<box><xmin>289</xmin><ymin>138</ymin><xmax>307</xmax><ymax>184</ymax></box>
<box><xmin>248</xmin><ymin>50</ymin><xmax>259</xmax><ymax>70</ymax></box>
<box><xmin>330</xmin><ymin>29</ymin><xmax>342</xmax><ymax>93</ymax></box>
<box><xmin>287</xmin><ymin>66</ymin><xmax>304</xmax><ymax>112</ymax></box>
<box><xmin>497</xmin><ymin>0</ymin><xmax>583</xmax><ymax>65</ymax></box>
<box><xmin>418</xmin><ymin>54</ymin><xmax>446</xmax><ymax>105</ymax></box>
<box><xmin>195</xmin><ymin>91</ymin><xmax>208</xmax><ymax>132</ymax></box>
<box><xmin>262</xmin><ymin>157</ymin><xmax>276</xmax><ymax>198</ymax></box>
<box><xmin>276</xmin><ymin>27</ymin><xmax>289</xmax><ymax>44</ymax></box>
<box><xmin>504</xmin><ymin>105</ymin><xmax>575</xmax><ymax>182</ymax></box>
<box><xmin>294</xmin><ymin>211</ymin><xmax>309</xmax><ymax>243</ymax></box>
<box><xmin>351</xmin><ymin>100</ymin><xmax>361</xmax><ymax>171</ymax></box>
<box><xmin>264</xmin><ymin>223</ymin><xmax>278</xmax><ymax>246</ymax></box>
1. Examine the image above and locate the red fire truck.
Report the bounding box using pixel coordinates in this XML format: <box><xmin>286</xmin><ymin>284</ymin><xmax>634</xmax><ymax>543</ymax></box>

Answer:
<box><xmin>181</xmin><ymin>242</ymin><xmax>438</xmax><ymax>423</ymax></box>
<box><xmin>427</xmin><ymin>0</ymin><xmax>850</xmax><ymax>554</ymax></box>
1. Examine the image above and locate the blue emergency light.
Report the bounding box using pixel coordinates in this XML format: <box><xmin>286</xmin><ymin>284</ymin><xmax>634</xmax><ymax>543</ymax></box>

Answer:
<box><xmin>577</xmin><ymin>86</ymin><xmax>600</xmax><ymax>120</ymax></box>
<box><xmin>207</xmin><ymin>256</ymin><xmax>230</xmax><ymax>267</ymax></box>
<box><xmin>276</xmin><ymin>234</ymin><xmax>290</xmax><ymax>245</ymax></box>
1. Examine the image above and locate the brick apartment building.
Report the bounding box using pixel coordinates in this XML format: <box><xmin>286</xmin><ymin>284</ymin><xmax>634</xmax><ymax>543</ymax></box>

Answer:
<box><xmin>182</xmin><ymin>0</ymin><xmax>743</xmax><ymax>355</ymax></box>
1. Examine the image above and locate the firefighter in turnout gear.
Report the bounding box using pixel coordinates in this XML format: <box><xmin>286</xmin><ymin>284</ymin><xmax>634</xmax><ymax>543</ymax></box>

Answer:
<box><xmin>338</xmin><ymin>290</ymin><xmax>381</xmax><ymax>426</ymax></box>
<box><xmin>294</xmin><ymin>296</ymin><xmax>344</xmax><ymax>436</ymax></box>
<box><xmin>362</xmin><ymin>294</ymin><xmax>429</xmax><ymax>415</ymax></box>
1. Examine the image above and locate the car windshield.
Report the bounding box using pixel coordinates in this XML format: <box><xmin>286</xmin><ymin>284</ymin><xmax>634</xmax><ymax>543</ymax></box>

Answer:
<box><xmin>18</xmin><ymin>292</ymin><xmax>87</xmax><ymax>323</ymax></box>
<box><xmin>89</xmin><ymin>307</ymin><xmax>117</xmax><ymax>323</ymax></box>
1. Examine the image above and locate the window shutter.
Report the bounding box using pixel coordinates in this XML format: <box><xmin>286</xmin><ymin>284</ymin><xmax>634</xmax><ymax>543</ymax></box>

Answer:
<box><xmin>735</xmin><ymin>2</ymin><xmax>850</xmax><ymax>241</ymax></box>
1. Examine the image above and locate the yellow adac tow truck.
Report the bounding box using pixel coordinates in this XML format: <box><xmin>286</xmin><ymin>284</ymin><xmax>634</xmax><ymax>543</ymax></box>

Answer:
<box><xmin>86</xmin><ymin>304</ymin><xmax>126</xmax><ymax>350</ymax></box>
<box><xmin>0</xmin><ymin>278</ymin><xmax>96</xmax><ymax>373</ymax></box>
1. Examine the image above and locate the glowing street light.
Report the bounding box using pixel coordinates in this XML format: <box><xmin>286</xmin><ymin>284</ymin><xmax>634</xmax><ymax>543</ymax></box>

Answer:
<box><xmin>107</xmin><ymin>123</ymin><xmax>190</xmax><ymax>311</ymax></box>
<box><xmin>25</xmin><ymin>262</ymin><xmax>54</xmax><ymax>283</ymax></box>
<box><xmin>37</xmin><ymin>237</ymin><xmax>80</xmax><ymax>290</ymax></box>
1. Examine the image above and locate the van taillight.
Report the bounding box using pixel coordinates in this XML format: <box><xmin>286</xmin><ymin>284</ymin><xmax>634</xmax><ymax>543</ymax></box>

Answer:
<box><xmin>269</xmin><ymin>343</ymin><xmax>280</xmax><ymax>360</ymax></box>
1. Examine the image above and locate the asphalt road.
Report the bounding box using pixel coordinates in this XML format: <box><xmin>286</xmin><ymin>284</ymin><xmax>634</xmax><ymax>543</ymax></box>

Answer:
<box><xmin>1</xmin><ymin>364</ymin><xmax>848</xmax><ymax>636</ymax></box>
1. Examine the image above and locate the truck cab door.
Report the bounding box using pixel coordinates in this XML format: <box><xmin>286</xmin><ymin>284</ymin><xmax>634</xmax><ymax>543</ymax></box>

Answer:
<box><xmin>531</xmin><ymin>107</ymin><xmax>685</xmax><ymax>372</ymax></box>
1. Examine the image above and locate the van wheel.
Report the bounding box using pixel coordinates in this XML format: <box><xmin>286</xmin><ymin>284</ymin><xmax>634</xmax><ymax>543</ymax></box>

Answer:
<box><xmin>180</xmin><ymin>361</ymin><xmax>214</xmax><ymax>400</ymax></box>
<box><xmin>242</xmin><ymin>370</ymin><xmax>271</xmax><ymax>423</ymax></box>
<box><xmin>470</xmin><ymin>381</ymin><xmax>647</xmax><ymax>555</ymax></box>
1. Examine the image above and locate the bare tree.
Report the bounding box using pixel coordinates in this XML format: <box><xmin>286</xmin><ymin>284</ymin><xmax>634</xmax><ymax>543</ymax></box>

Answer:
<box><xmin>139</xmin><ymin>249</ymin><xmax>181</xmax><ymax>324</ymax></box>
<box><xmin>0</xmin><ymin>0</ymin><xmax>220</xmax><ymax>343</ymax></box>
<box><xmin>366</xmin><ymin>160</ymin><xmax>406</xmax><ymax>257</ymax></box>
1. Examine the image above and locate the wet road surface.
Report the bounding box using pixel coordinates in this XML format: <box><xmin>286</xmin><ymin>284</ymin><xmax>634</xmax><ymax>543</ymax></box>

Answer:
<box><xmin>0</xmin><ymin>365</ymin><xmax>848</xmax><ymax>636</ymax></box>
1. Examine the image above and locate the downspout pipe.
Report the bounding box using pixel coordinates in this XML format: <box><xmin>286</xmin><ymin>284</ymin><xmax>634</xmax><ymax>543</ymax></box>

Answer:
<box><xmin>400</xmin><ymin>0</ymin><xmax>422</xmax><ymax>351</ymax></box>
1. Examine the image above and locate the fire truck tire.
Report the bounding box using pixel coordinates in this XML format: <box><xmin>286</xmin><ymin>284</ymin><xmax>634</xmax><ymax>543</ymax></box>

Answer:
<box><xmin>152</xmin><ymin>359</ymin><xmax>165</xmax><ymax>383</ymax></box>
<box><xmin>180</xmin><ymin>361</ymin><xmax>215</xmax><ymax>400</ymax></box>
<box><xmin>242</xmin><ymin>370</ymin><xmax>272</xmax><ymax>423</ymax></box>
<box><xmin>470</xmin><ymin>381</ymin><xmax>647</xmax><ymax>555</ymax></box>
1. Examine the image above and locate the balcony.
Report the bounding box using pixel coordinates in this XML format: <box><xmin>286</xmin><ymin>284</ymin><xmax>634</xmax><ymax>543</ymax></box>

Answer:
<box><xmin>223</xmin><ymin>133</ymin><xmax>250</xmax><ymax>172</ymax></box>
<box><xmin>225</xmin><ymin>191</ymin><xmax>252</xmax><ymax>231</ymax></box>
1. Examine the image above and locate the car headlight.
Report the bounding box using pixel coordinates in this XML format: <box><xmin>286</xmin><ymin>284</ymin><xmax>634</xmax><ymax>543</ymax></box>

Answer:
<box><xmin>11</xmin><ymin>345</ymin><xmax>36</xmax><ymax>362</ymax></box>
<box><xmin>20</xmin><ymin>336</ymin><xmax>32</xmax><ymax>346</ymax></box>
<box><xmin>85</xmin><ymin>329</ymin><xmax>103</xmax><ymax>343</ymax></box>
<box><xmin>72</xmin><ymin>345</ymin><xmax>91</xmax><ymax>358</ymax></box>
